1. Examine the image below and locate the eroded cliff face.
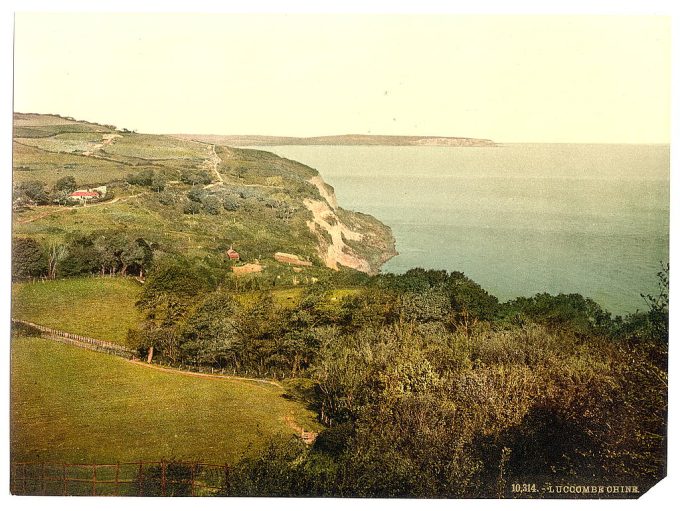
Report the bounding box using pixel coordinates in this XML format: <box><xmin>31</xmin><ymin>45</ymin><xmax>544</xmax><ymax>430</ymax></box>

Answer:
<box><xmin>304</xmin><ymin>175</ymin><xmax>397</xmax><ymax>275</ymax></box>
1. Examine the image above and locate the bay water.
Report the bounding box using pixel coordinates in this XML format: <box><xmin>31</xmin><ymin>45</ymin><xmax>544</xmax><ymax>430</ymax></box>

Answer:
<box><xmin>256</xmin><ymin>144</ymin><xmax>669</xmax><ymax>315</ymax></box>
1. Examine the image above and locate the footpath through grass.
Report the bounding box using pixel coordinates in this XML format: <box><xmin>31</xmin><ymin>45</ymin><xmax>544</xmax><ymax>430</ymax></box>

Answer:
<box><xmin>10</xmin><ymin>337</ymin><xmax>320</xmax><ymax>465</ymax></box>
<box><xmin>11</xmin><ymin>277</ymin><xmax>142</xmax><ymax>347</ymax></box>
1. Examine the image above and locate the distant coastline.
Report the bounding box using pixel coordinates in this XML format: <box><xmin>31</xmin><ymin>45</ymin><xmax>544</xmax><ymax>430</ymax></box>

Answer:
<box><xmin>174</xmin><ymin>134</ymin><xmax>496</xmax><ymax>147</ymax></box>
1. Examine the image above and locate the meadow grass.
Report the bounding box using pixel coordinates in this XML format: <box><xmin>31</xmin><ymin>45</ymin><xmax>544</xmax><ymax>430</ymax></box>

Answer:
<box><xmin>13</xmin><ymin>141</ymin><xmax>132</xmax><ymax>187</ymax></box>
<box><xmin>104</xmin><ymin>133</ymin><xmax>207</xmax><ymax>160</ymax></box>
<box><xmin>11</xmin><ymin>277</ymin><xmax>142</xmax><ymax>347</ymax></box>
<box><xmin>10</xmin><ymin>337</ymin><xmax>320</xmax><ymax>464</ymax></box>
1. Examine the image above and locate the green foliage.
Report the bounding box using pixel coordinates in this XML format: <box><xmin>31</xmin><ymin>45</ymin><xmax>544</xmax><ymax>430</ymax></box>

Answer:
<box><xmin>137</xmin><ymin>256</ymin><xmax>215</xmax><ymax>318</ymax></box>
<box><xmin>54</xmin><ymin>229</ymin><xmax>153</xmax><ymax>278</ymax></box>
<box><xmin>640</xmin><ymin>263</ymin><xmax>669</xmax><ymax>344</ymax></box>
<box><xmin>60</xmin><ymin>233</ymin><xmax>100</xmax><ymax>276</ymax></box>
<box><xmin>55</xmin><ymin>175</ymin><xmax>77</xmax><ymax>193</ymax></box>
<box><xmin>222</xmin><ymin>195</ymin><xmax>241</xmax><ymax>211</ymax></box>
<box><xmin>151</xmin><ymin>172</ymin><xmax>167</xmax><ymax>192</ymax></box>
<box><xmin>500</xmin><ymin>292</ymin><xmax>614</xmax><ymax>335</ymax></box>
<box><xmin>180</xmin><ymin>169</ymin><xmax>211</xmax><ymax>186</ymax></box>
<box><xmin>12</xmin><ymin>237</ymin><xmax>47</xmax><ymax>280</ymax></box>
<box><xmin>183</xmin><ymin>201</ymin><xmax>201</xmax><ymax>215</ymax></box>
<box><xmin>186</xmin><ymin>186</ymin><xmax>205</xmax><ymax>203</ymax></box>
<box><xmin>15</xmin><ymin>180</ymin><xmax>49</xmax><ymax>205</ymax></box>
<box><xmin>201</xmin><ymin>195</ymin><xmax>221</xmax><ymax>215</ymax></box>
<box><xmin>126</xmin><ymin>168</ymin><xmax>153</xmax><ymax>186</ymax></box>
<box><xmin>180</xmin><ymin>291</ymin><xmax>241</xmax><ymax>365</ymax></box>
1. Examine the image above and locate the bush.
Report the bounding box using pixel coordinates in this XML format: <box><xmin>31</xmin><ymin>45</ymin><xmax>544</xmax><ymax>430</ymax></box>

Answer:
<box><xmin>201</xmin><ymin>195</ymin><xmax>221</xmax><ymax>215</ymax></box>
<box><xmin>55</xmin><ymin>175</ymin><xmax>77</xmax><ymax>193</ymax></box>
<box><xmin>183</xmin><ymin>201</ymin><xmax>201</xmax><ymax>215</ymax></box>
<box><xmin>12</xmin><ymin>237</ymin><xmax>47</xmax><ymax>280</ymax></box>
<box><xmin>126</xmin><ymin>168</ymin><xmax>153</xmax><ymax>186</ymax></box>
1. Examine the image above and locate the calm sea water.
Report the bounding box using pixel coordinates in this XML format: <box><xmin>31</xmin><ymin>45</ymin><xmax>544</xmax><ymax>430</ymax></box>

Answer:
<box><xmin>257</xmin><ymin>144</ymin><xmax>669</xmax><ymax>315</ymax></box>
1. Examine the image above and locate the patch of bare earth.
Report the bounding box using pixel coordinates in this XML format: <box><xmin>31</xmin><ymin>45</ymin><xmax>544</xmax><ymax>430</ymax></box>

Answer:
<box><xmin>304</xmin><ymin>177</ymin><xmax>370</xmax><ymax>273</ymax></box>
<box><xmin>283</xmin><ymin>416</ymin><xmax>318</xmax><ymax>445</ymax></box>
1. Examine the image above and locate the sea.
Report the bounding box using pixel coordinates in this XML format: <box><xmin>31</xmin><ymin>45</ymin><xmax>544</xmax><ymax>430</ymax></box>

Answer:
<box><xmin>254</xmin><ymin>144</ymin><xmax>669</xmax><ymax>315</ymax></box>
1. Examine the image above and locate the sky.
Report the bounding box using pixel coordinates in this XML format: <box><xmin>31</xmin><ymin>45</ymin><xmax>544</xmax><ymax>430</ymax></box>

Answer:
<box><xmin>13</xmin><ymin>13</ymin><xmax>670</xmax><ymax>143</ymax></box>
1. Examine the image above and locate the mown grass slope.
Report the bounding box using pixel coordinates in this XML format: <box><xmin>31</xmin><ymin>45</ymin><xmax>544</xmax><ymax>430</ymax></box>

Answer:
<box><xmin>10</xmin><ymin>337</ymin><xmax>320</xmax><ymax>465</ymax></box>
<box><xmin>11</xmin><ymin>277</ymin><xmax>143</xmax><ymax>347</ymax></box>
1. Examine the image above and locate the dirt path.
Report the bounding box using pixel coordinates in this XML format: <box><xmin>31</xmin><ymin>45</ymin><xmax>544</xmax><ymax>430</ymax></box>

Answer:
<box><xmin>283</xmin><ymin>416</ymin><xmax>318</xmax><ymax>445</ymax></box>
<box><xmin>16</xmin><ymin>193</ymin><xmax>146</xmax><ymax>224</ymax></box>
<box><xmin>205</xmin><ymin>144</ymin><xmax>224</xmax><ymax>184</ymax></box>
<box><xmin>126</xmin><ymin>359</ymin><xmax>283</xmax><ymax>388</ymax></box>
<box><xmin>83</xmin><ymin>133</ymin><xmax>122</xmax><ymax>156</ymax></box>
<box><xmin>17</xmin><ymin>192</ymin><xmax>147</xmax><ymax>224</ymax></box>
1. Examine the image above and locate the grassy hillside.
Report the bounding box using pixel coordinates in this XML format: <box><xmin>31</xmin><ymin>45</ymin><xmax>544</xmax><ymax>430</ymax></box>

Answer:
<box><xmin>12</xmin><ymin>113</ymin><xmax>395</xmax><ymax>276</ymax></box>
<box><xmin>11</xmin><ymin>277</ymin><xmax>143</xmax><ymax>347</ymax></box>
<box><xmin>10</xmin><ymin>337</ymin><xmax>320</xmax><ymax>465</ymax></box>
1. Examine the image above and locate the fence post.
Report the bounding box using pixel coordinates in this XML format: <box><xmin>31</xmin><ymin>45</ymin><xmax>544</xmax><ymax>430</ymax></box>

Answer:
<box><xmin>115</xmin><ymin>462</ymin><xmax>120</xmax><ymax>496</ymax></box>
<box><xmin>161</xmin><ymin>461</ymin><xmax>167</xmax><ymax>496</ymax></box>
<box><xmin>190</xmin><ymin>463</ymin><xmax>196</xmax><ymax>497</ymax></box>
<box><xmin>92</xmin><ymin>463</ymin><xmax>97</xmax><ymax>496</ymax></box>
<box><xmin>137</xmin><ymin>461</ymin><xmax>144</xmax><ymax>496</ymax></box>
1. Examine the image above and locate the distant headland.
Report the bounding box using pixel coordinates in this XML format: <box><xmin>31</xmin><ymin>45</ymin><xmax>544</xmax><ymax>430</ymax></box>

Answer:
<box><xmin>174</xmin><ymin>134</ymin><xmax>497</xmax><ymax>147</ymax></box>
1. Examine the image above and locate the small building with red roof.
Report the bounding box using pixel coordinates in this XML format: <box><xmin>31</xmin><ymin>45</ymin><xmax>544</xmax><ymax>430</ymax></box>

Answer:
<box><xmin>69</xmin><ymin>190</ymin><xmax>101</xmax><ymax>203</ymax></box>
<box><xmin>226</xmin><ymin>246</ymin><xmax>240</xmax><ymax>261</ymax></box>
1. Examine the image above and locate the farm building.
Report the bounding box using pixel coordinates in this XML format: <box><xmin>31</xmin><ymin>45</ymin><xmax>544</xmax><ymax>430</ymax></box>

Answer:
<box><xmin>226</xmin><ymin>247</ymin><xmax>240</xmax><ymax>261</ymax></box>
<box><xmin>69</xmin><ymin>190</ymin><xmax>100</xmax><ymax>203</ymax></box>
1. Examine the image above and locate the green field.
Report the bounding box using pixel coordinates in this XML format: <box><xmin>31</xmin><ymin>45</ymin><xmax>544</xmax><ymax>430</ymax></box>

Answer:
<box><xmin>11</xmin><ymin>277</ymin><xmax>361</xmax><ymax>346</ymax></box>
<box><xmin>10</xmin><ymin>337</ymin><xmax>320</xmax><ymax>465</ymax></box>
<box><xmin>11</xmin><ymin>277</ymin><xmax>143</xmax><ymax>347</ymax></box>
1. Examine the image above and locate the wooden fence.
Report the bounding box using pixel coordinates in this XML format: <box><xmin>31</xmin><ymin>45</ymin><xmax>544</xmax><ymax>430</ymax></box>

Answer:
<box><xmin>11</xmin><ymin>319</ymin><xmax>137</xmax><ymax>359</ymax></box>
<box><xmin>10</xmin><ymin>461</ymin><xmax>230</xmax><ymax>496</ymax></box>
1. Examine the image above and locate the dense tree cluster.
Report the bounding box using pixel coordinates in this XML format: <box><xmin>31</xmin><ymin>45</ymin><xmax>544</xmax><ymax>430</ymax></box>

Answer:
<box><xmin>11</xmin><ymin>230</ymin><xmax>154</xmax><ymax>281</ymax></box>
<box><xmin>128</xmin><ymin>265</ymin><xmax>668</xmax><ymax>497</ymax></box>
<box><xmin>13</xmin><ymin>177</ymin><xmax>79</xmax><ymax>209</ymax></box>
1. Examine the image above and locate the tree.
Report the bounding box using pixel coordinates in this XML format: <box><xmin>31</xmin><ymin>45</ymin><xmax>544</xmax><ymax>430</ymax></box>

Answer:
<box><xmin>183</xmin><ymin>201</ymin><xmax>201</xmax><ymax>215</ymax></box>
<box><xmin>181</xmin><ymin>169</ymin><xmax>211</xmax><ymax>186</ymax></box>
<box><xmin>47</xmin><ymin>243</ymin><xmax>68</xmax><ymax>279</ymax></box>
<box><xmin>641</xmin><ymin>263</ymin><xmax>669</xmax><ymax>344</ymax></box>
<box><xmin>60</xmin><ymin>235</ymin><xmax>100</xmax><ymax>276</ymax></box>
<box><xmin>12</xmin><ymin>237</ymin><xmax>47</xmax><ymax>280</ymax></box>
<box><xmin>151</xmin><ymin>172</ymin><xmax>167</xmax><ymax>192</ymax></box>
<box><xmin>223</xmin><ymin>196</ymin><xmax>240</xmax><ymax>211</ymax></box>
<box><xmin>55</xmin><ymin>175</ymin><xmax>77</xmax><ymax>193</ymax></box>
<box><xmin>201</xmin><ymin>195</ymin><xmax>221</xmax><ymax>215</ymax></box>
<box><xmin>16</xmin><ymin>180</ymin><xmax>49</xmax><ymax>205</ymax></box>
<box><xmin>186</xmin><ymin>187</ymin><xmax>205</xmax><ymax>203</ymax></box>
<box><xmin>134</xmin><ymin>257</ymin><xmax>215</xmax><ymax>361</ymax></box>
<box><xmin>126</xmin><ymin>168</ymin><xmax>153</xmax><ymax>186</ymax></box>
<box><xmin>119</xmin><ymin>239</ymin><xmax>147</xmax><ymax>276</ymax></box>
<box><xmin>181</xmin><ymin>291</ymin><xmax>242</xmax><ymax>366</ymax></box>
